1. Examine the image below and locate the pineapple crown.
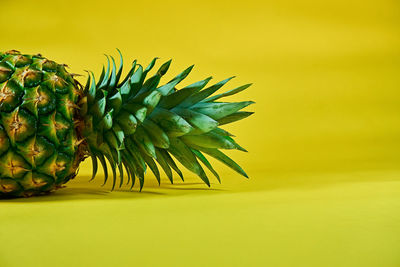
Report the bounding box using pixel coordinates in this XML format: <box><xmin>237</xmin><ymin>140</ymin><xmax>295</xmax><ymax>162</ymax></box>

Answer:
<box><xmin>79</xmin><ymin>50</ymin><xmax>254</xmax><ymax>190</ymax></box>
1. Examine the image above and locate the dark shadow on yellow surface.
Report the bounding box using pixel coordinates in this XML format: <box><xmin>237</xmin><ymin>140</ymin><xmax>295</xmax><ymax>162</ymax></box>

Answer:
<box><xmin>161</xmin><ymin>187</ymin><xmax>225</xmax><ymax>191</ymax></box>
<box><xmin>1</xmin><ymin>175</ymin><xmax>227</xmax><ymax>203</ymax></box>
<box><xmin>165</xmin><ymin>182</ymin><xmax>208</xmax><ymax>186</ymax></box>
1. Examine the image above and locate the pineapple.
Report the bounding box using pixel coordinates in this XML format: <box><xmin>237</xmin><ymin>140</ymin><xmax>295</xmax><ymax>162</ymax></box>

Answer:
<box><xmin>0</xmin><ymin>50</ymin><xmax>254</xmax><ymax>197</ymax></box>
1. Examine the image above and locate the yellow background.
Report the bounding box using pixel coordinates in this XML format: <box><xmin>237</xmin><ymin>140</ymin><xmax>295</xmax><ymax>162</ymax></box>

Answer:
<box><xmin>1</xmin><ymin>0</ymin><xmax>400</xmax><ymax>266</ymax></box>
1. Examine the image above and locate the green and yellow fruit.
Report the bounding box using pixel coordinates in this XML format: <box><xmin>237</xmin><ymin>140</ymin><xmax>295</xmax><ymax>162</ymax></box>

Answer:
<box><xmin>0</xmin><ymin>50</ymin><xmax>254</xmax><ymax>197</ymax></box>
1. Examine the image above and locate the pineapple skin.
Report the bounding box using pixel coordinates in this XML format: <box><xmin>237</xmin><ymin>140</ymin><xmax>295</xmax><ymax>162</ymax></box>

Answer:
<box><xmin>0</xmin><ymin>50</ymin><xmax>84</xmax><ymax>197</ymax></box>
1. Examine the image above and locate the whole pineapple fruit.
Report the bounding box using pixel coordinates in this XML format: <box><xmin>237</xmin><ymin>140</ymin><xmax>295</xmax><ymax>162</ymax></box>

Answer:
<box><xmin>0</xmin><ymin>50</ymin><xmax>254</xmax><ymax>198</ymax></box>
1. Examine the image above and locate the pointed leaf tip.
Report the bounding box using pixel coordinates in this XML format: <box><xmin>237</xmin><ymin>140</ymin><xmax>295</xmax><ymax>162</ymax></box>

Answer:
<box><xmin>158</xmin><ymin>59</ymin><xmax>172</xmax><ymax>75</ymax></box>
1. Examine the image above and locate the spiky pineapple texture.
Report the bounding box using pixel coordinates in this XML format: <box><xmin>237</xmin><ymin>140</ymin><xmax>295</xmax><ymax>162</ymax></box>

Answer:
<box><xmin>0</xmin><ymin>50</ymin><xmax>83</xmax><ymax>197</ymax></box>
<box><xmin>0</xmin><ymin>49</ymin><xmax>254</xmax><ymax>198</ymax></box>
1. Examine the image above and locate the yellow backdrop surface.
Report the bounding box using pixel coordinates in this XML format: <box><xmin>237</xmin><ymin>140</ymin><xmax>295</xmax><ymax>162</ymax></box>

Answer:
<box><xmin>1</xmin><ymin>0</ymin><xmax>400</xmax><ymax>266</ymax></box>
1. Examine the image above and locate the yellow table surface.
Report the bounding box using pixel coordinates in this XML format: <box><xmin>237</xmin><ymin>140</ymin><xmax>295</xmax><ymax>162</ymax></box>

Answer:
<box><xmin>1</xmin><ymin>0</ymin><xmax>399</xmax><ymax>266</ymax></box>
